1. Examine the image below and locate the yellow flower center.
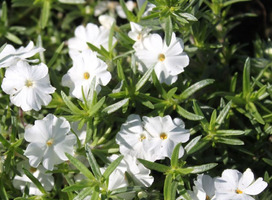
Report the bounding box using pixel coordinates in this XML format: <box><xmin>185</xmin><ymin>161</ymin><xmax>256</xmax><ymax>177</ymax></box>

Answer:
<box><xmin>158</xmin><ymin>53</ymin><xmax>165</xmax><ymax>62</ymax></box>
<box><xmin>30</xmin><ymin>167</ymin><xmax>37</xmax><ymax>173</ymax></box>
<box><xmin>160</xmin><ymin>133</ymin><xmax>168</xmax><ymax>140</ymax></box>
<box><xmin>25</xmin><ymin>80</ymin><xmax>33</xmax><ymax>87</ymax></box>
<box><xmin>206</xmin><ymin>195</ymin><xmax>210</xmax><ymax>200</ymax></box>
<box><xmin>139</xmin><ymin>134</ymin><xmax>146</xmax><ymax>142</ymax></box>
<box><xmin>137</xmin><ymin>33</ymin><xmax>142</xmax><ymax>40</ymax></box>
<box><xmin>236</xmin><ymin>189</ymin><xmax>243</xmax><ymax>194</ymax></box>
<box><xmin>46</xmin><ymin>139</ymin><xmax>54</xmax><ymax>146</ymax></box>
<box><xmin>83</xmin><ymin>72</ymin><xmax>90</xmax><ymax>80</ymax></box>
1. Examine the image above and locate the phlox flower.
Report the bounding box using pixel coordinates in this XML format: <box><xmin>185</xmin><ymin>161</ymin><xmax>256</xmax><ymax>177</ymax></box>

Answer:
<box><xmin>1</xmin><ymin>61</ymin><xmax>55</xmax><ymax>111</ymax></box>
<box><xmin>68</xmin><ymin>22</ymin><xmax>116</xmax><ymax>59</ymax></box>
<box><xmin>116</xmin><ymin>114</ymin><xmax>155</xmax><ymax>161</ymax></box>
<box><xmin>13</xmin><ymin>161</ymin><xmax>54</xmax><ymax>195</ymax></box>
<box><xmin>108</xmin><ymin>154</ymin><xmax>154</xmax><ymax>188</ymax></box>
<box><xmin>0</xmin><ymin>41</ymin><xmax>44</xmax><ymax>68</ymax></box>
<box><xmin>214</xmin><ymin>168</ymin><xmax>268</xmax><ymax>200</ymax></box>
<box><xmin>61</xmin><ymin>49</ymin><xmax>111</xmax><ymax>100</ymax></box>
<box><xmin>142</xmin><ymin>115</ymin><xmax>190</xmax><ymax>160</ymax></box>
<box><xmin>98</xmin><ymin>14</ymin><xmax>115</xmax><ymax>29</ymax></box>
<box><xmin>128</xmin><ymin>22</ymin><xmax>151</xmax><ymax>49</ymax></box>
<box><xmin>135</xmin><ymin>33</ymin><xmax>189</xmax><ymax>85</ymax></box>
<box><xmin>178</xmin><ymin>174</ymin><xmax>216</xmax><ymax>200</ymax></box>
<box><xmin>24</xmin><ymin>114</ymin><xmax>77</xmax><ymax>170</ymax></box>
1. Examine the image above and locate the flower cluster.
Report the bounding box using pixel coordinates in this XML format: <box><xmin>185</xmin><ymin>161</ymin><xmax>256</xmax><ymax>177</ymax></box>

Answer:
<box><xmin>178</xmin><ymin>168</ymin><xmax>268</xmax><ymax>200</ymax></box>
<box><xmin>0</xmin><ymin>41</ymin><xmax>55</xmax><ymax>111</ymax></box>
<box><xmin>116</xmin><ymin>114</ymin><xmax>190</xmax><ymax>161</ymax></box>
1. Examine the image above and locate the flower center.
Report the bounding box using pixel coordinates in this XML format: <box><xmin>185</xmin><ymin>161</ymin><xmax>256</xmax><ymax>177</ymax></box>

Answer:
<box><xmin>158</xmin><ymin>53</ymin><xmax>165</xmax><ymax>62</ymax></box>
<box><xmin>160</xmin><ymin>133</ymin><xmax>168</xmax><ymax>140</ymax></box>
<box><xmin>137</xmin><ymin>33</ymin><xmax>142</xmax><ymax>40</ymax></box>
<box><xmin>139</xmin><ymin>134</ymin><xmax>146</xmax><ymax>142</ymax></box>
<box><xmin>83</xmin><ymin>72</ymin><xmax>90</xmax><ymax>80</ymax></box>
<box><xmin>236</xmin><ymin>189</ymin><xmax>243</xmax><ymax>194</ymax></box>
<box><xmin>206</xmin><ymin>195</ymin><xmax>210</xmax><ymax>200</ymax></box>
<box><xmin>30</xmin><ymin>167</ymin><xmax>37</xmax><ymax>173</ymax></box>
<box><xmin>46</xmin><ymin>139</ymin><xmax>54</xmax><ymax>146</ymax></box>
<box><xmin>25</xmin><ymin>80</ymin><xmax>33</xmax><ymax>87</ymax></box>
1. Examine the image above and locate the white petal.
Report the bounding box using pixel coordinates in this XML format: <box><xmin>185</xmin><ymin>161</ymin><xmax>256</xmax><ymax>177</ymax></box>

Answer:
<box><xmin>24</xmin><ymin>143</ymin><xmax>45</xmax><ymax>168</ymax></box>
<box><xmin>243</xmin><ymin>178</ymin><xmax>268</xmax><ymax>195</ymax></box>
<box><xmin>238</xmin><ymin>168</ymin><xmax>254</xmax><ymax>190</ymax></box>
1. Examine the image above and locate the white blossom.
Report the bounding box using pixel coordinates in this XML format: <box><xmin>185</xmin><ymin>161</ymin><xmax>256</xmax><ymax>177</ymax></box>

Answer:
<box><xmin>24</xmin><ymin>114</ymin><xmax>77</xmax><ymax>170</ymax></box>
<box><xmin>61</xmin><ymin>49</ymin><xmax>111</xmax><ymax>100</ymax></box>
<box><xmin>13</xmin><ymin>161</ymin><xmax>54</xmax><ymax>195</ymax></box>
<box><xmin>129</xmin><ymin>22</ymin><xmax>151</xmax><ymax>49</ymax></box>
<box><xmin>214</xmin><ymin>168</ymin><xmax>268</xmax><ymax>200</ymax></box>
<box><xmin>142</xmin><ymin>115</ymin><xmax>190</xmax><ymax>160</ymax></box>
<box><xmin>68</xmin><ymin>22</ymin><xmax>116</xmax><ymax>59</ymax></box>
<box><xmin>1</xmin><ymin>61</ymin><xmax>55</xmax><ymax>111</ymax></box>
<box><xmin>0</xmin><ymin>41</ymin><xmax>44</xmax><ymax>68</ymax></box>
<box><xmin>135</xmin><ymin>33</ymin><xmax>189</xmax><ymax>85</ymax></box>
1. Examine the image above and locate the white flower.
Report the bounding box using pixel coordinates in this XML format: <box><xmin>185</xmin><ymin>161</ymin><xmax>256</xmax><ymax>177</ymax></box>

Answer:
<box><xmin>98</xmin><ymin>14</ymin><xmax>115</xmax><ymax>29</ymax></box>
<box><xmin>142</xmin><ymin>115</ymin><xmax>190</xmax><ymax>160</ymax></box>
<box><xmin>108</xmin><ymin>154</ymin><xmax>154</xmax><ymax>188</ymax></box>
<box><xmin>116</xmin><ymin>114</ymin><xmax>155</xmax><ymax>161</ymax></box>
<box><xmin>68</xmin><ymin>22</ymin><xmax>116</xmax><ymax>59</ymax></box>
<box><xmin>24</xmin><ymin>114</ymin><xmax>77</xmax><ymax>170</ymax></box>
<box><xmin>1</xmin><ymin>61</ymin><xmax>55</xmax><ymax>111</ymax></box>
<box><xmin>214</xmin><ymin>168</ymin><xmax>268</xmax><ymax>200</ymax></box>
<box><xmin>182</xmin><ymin>174</ymin><xmax>216</xmax><ymax>200</ymax></box>
<box><xmin>13</xmin><ymin>161</ymin><xmax>54</xmax><ymax>195</ymax></box>
<box><xmin>61</xmin><ymin>49</ymin><xmax>111</xmax><ymax>100</ymax></box>
<box><xmin>135</xmin><ymin>33</ymin><xmax>189</xmax><ymax>85</ymax></box>
<box><xmin>0</xmin><ymin>41</ymin><xmax>44</xmax><ymax>68</ymax></box>
<box><xmin>128</xmin><ymin>22</ymin><xmax>151</xmax><ymax>49</ymax></box>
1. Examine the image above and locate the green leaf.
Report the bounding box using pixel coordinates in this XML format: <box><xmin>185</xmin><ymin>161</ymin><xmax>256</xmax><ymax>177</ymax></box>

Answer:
<box><xmin>48</xmin><ymin>42</ymin><xmax>65</xmax><ymax>67</ymax></box>
<box><xmin>152</xmin><ymin>70</ymin><xmax>167</xmax><ymax>98</ymax></box>
<box><xmin>111</xmin><ymin>186</ymin><xmax>144</xmax><ymax>195</ymax></box>
<box><xmin>216</xmin><ymin>100</ymin><xmax>232</xmax><ymax>128</ymax></box>
<box><xmin>58</xmin><ymin>0</ymin><xmax>85</xmax><ymax>4</ymax></box>
<box><xmin>61</xmin><ymin>180</ymin><xmax>94</xmax><ymax>192</ymax></box>
<box><xmin>120</xmin><ymin>0</ymin><xmax>136</xmax><ymax>21</ymax></box>
<box><xmin>88</xmin><ymin>96</ymin><xmax>105</xmax><ymax>116</ymax></box>
<box><xmin>180</xmin><ymin>79</ymin><xmax>215</xmax><ymax>100</ymax></box>
<box><xmin>74</xmin><ymin>187</ymin><xmax>93</xmax><ymax>200</ymax></box>
<box><xmin>103</xmin><ymin>155</ymin><xmax>124</xmax><ymax>179</ymax></box>
<box><xmin>217</xmin><ymin>137</ymin><xmax>244</xmax><ymax>145</ymax></box>
<box><xmin>209</xmin><ymin>110</ymin><xmax>217</xmax><ymax>130</ymax></box>
<box><xmin>102</xmin><ymin>98</ymin><xmax>129</xmax><ymax>114</ymax></box>
<box><xmin>193</xmin><ymin>101</ymin><xmax>209</xmax><ymax>127</ymax></box>
<box><xmin>137</xmin><ymin>0</ymin><xmax>148</xmax><ymax>21</ymax></box>
<box><xmin>185</xmin><ymin>135</ymin><xmax>202</xmax><ymax>154</ymax></box>
<box><xmin>85</xmin><ymin>145</ymin><xmax>102</xmax><ymax>179</ymax></box>
<box><xmin>0</xmin><ymin>177</ymin><xmax>8</xmax><ymax>200</ymax></box>
<box><xmin>65</xmin><ymin>153</ymin><xmax>96</xmax><ymax>181</ymax></box>
<box><xmin>108</xmin><ymin>21</ymin><xmax>115</xmax><ymax>51</ymax></box>
<box><xmin>216</xmin><ymin>130</ymin><xmax>244</xmax><ymax>136</ymax></box>
<box><xmin>135</xmin><ymin>65</ymin><xmax>154</xmax><ymax>91</ymax></box>
<box><xmin>187</xmin><ymin>163</ymin><xmax>218</xmax><ymax>174</ymax></box>
<box><xmin>61</xmin><ymin>91</ymin><xmax>84</xmax><ymax>114</ymax></box>
<box><xmin>176</xmin><ymin>105</ymin><xmax>204</xmax><ymax>121</ymax></box>
<box><xmin>164</xmin><ymin>174</ymin><xmax>174</xmax><ymax>200</ymax></box>
<box><xmin>165</xmin><ymin>16</ymin><xmax>173</xmax><ymax>46</ymax></box>
<box><xmin>263</xmin><ymin>158</ymin><xmax>272</xmax><ymax>167</ymax></box>
<box><xmin>185</xmin><ymin>138</ymin><xmax>210</xmax><ymax>155</ymax></box>
<box><xmin>1</xmin><ymin>1</ymin><xmax>7</xmax><ymax>24</ymax></box>
<box><xmin>179</xmin><ymin>13</ymin><xmax>198</xmax><ymax>21</ymax></box>
<box><xmin>223</xmin><ymin>0</ymin><xmax>250</xmax><ymax>7</ymax></box>
<box><xmin>5</xmin><ymin>32</ymin><xmax>22</xmax><ymax>45</ymax></box>
<box><xmin>230</xmin><ymin>72</ymin><xmax>238</xmax><ymax>92</ymax></box>
<box><xmin>91</xmin><ymin>186</ymin><xmax>100</xmax><ymax>200</ymax></box>
<box><xmin>40</xmin><ymin>0</ymin><xmax>51</xmax><ymax>29</ymax></box>
<box><xmin>167</xmin><ymin>87</ymin><xmax>177</xmax><ymax>98</ymax></box>
<box><xmin>23</xmin><ymin>168</ymin><xmax>47</xmax><ymax>194</ymax></box>
<box><xmin>171</xmin><ymin>143</ymin><xmax>181</xmax><ymax>168</ymax></box>
<box><xmin>243</xmin><ymin>58</ymin><xmax>251</xmax><ymax>98</ymax></box>
<box><xmin>248</xmin><ymin>102</ymin><xmax>265</xmax><ymax>125</ymax></box>
<box><xmin>138</xmin><ymin>159</ymin><xmax>170</xmax><ymax>173</ymax></box>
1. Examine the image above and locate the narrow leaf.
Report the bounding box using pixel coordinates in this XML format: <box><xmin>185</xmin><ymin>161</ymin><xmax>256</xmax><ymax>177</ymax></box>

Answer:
<box><xmin>185</xmin><ymin>135</ymin><xmax>202</xmax><ymax>154</ymax></box>
<box><xmin>217</xmin><ymin>137</ymin><xmax>244</xmax><ymax>145</ymax></box>
<box><xmin>23</xmin><ymin>168</ymin><xmax>47</xmax><ymax>194</ymax></box>
<box><xmin>176</xmin><ymin>105</ymin><xmax>204</xmax><ymax>121</ymax></box>
<box><xmin>74</xmin><ymin>187</ymin><xmax>93</xmax><ymax>200</ymax></box>
<box><xmin>58</xmin><ymin>0</ymin><xmax>85</xmax><ymax>4</ymax></box>
<box><xmin>216</xmin><ymin>100</ymin><xmax>232</xmax><ymax>128</ymax></box>
<box><xmin>41</xmin><ymin>0</ymin><xmax>51</xmax><ymax>29</ymax></box>
<box><xmin>65</xmin><ymin>153</ymin><xmax>96</xmax><ymax>181</ymax></box>
<box><xmin>88</xmin><ymin>96</ymin><xmax>105</xmax><ymax>117</ymax></box>
<box><xmin>171</xmin><ymin>143</ymin><xmax>181</xmax><ymax>168</ymax></box>
<box><xmin>216</xmin><ymin>130</ymin><xmax>244</xmax><ymax>136</ymax></box>
<box><xmin>135</xmin><ymin>65</ymin><xmax>154</xmax><ymax>91</ymax></box>
<box><xmin>187</xmin><ymin>163</ymin><xmax>218</xmax><ymax>174</ymax></box>
<box><xmin>102</xmin><ymin>98</ymin><xmax>129</xmax><ymax>114</ymax></box>
<box><xmin>111</xmin><ymin>186</ymin><xmax>144</xmax><ymax>195</ymax></box>
<box><xmin>180</xmin><ymin>79</ymin><xmax>215</xmax><ymax>100</ymax></box>
<box><xmin>165</xmin><ymin>16</ymin><xmax>173</xmax><ymax>46</ymax></box>
<box><xmin>85</xmin><ymin>145</ymin><xmax>102</xmax><ymax>179</ymax></box>
<box><xmin>103</xmin><ymin>155</ymin><xmax>124</xmax><ymax>179</ymax></box>
<box><xmin>138</xmin><ymin>159</ymin><xmax>170</xmax><ymax>173</ymax></box>
<box><xmin>61</xmin><ymin>91</ymin><xmax>84</xmax><ymax>114</ymax></box>
<box><xmin>164</xmin><ymin>174</ymin><xmax>173</xmax><ymax>200</ymax></box>
<box><xmin>243</xmin><ymin>58</ymin><xmax>251</xmax><ymax>98</ymax></box>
